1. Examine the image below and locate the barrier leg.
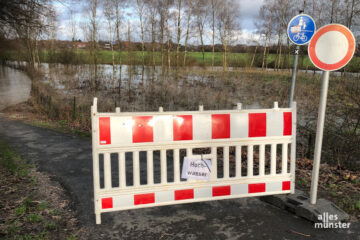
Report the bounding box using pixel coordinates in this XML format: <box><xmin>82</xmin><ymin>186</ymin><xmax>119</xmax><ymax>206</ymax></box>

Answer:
<box><xmin>96</xmin><ymin>213</ymin><xmax>101</xmax><ymax>224</ymax></box>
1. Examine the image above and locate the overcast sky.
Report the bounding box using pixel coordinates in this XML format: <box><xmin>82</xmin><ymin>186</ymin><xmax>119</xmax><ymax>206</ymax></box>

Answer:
<box><xmin>54</xmin><ymin>0</ymin><xmax>264</xmax><ymax>44</ymax></box>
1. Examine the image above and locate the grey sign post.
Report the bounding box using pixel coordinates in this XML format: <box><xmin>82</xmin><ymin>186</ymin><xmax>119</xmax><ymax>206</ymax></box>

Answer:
<box><xmin>287</xmin><ymin>12</ymin><xmax>316</xmax><ymax>107</ymax></box>
<box><xmin>289</xmin><ymin>45</ymin><xmax>300</xmax><ymax>108</ymax></box>
<box><xmin>309</xmin><ymin>71</ymin><xmax>329</xmax><ymax>203</ymax></box>
<box><xmin>308</xmin><ymin>24</ymin><xmax>356</xmax><ymax>204</ymax></box>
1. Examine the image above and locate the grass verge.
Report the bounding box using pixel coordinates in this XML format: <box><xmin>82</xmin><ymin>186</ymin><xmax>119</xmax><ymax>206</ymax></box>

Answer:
<box><xmin>2</xmin><ymin>101</ymin><xmax>90</xmax><ymax>138</ymax></box>
<box><xmin>0</xmin><ymin>140</ymin><xmax>84</xmax><ymax>239</ymax></box>
<box><xmin>296</xmin><ymin>158</ymin><xmax>360</xmax><ymax>219</ymax></box>
<box><xmin>5</xmin><ymin>49</ymin><xmax>360</xmax><ymax>72</ymax></box>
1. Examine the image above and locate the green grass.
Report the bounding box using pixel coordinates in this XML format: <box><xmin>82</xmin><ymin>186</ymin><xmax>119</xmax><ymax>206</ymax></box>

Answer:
<box><xmin>15</xmin><ymin>205</ymin><xmax>27</xmax><ymax>215</ymax></box>
<box><xmin>0</xmin><ymin>140</ymin><xmax>19</xmax><ymax>173</ymax></box>
<box><xmin>338</xmin><ymin>194</ymin><xmax>360</xmax><ymax>212</ymax></box>
<box><xmin>44</xmin><ymin>221</ymin><xmax>56</xmax><ymax>230</ymax></box>
<box><xmin>27</xmin><ymin>213</ymin><xmax>43</xmax><ymax>223</ymax></box>
<box><xmin>5</xmin><ymin>48</ymin><xmax>359</xmax><ymax>71</ymax></box>
<box><xmin>0</xmin><ymin>140</ymin><xmax>79</xmax><ymax>239</ymax></box>
<box><xmin>29</xmin><ymin>120</ymin><xmax>91</xmax><ymax>138</ymax></box>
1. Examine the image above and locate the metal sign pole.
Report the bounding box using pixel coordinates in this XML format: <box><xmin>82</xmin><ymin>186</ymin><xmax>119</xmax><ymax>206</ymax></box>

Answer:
<box><xmin>289</xmin><ymin>45</ymin><xmax>300</xmax><ymax>107</ymax></box>
<box><xmin>310</xmin><ymin>70</ymin><xmax>330</xmax><ymax>204</ymax></box>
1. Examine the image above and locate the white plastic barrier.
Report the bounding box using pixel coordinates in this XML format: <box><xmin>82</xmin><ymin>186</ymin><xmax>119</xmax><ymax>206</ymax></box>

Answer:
<box><xmin>91</xmin><ymin>98</ymin><xmax>297</xmax><ymax>224</ymax></box>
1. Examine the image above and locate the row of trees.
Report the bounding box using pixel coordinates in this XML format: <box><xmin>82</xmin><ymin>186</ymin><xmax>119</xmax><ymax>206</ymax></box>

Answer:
<box><xmin>78</xmin><ymin>0</ymin><xmax>241</xmax><ymax>73</ymax></box>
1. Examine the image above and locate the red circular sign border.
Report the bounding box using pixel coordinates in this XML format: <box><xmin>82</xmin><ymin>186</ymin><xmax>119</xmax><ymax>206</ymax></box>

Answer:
<box><xmin>308</xmin><ymin>24</ymin><xmax>355</xmax><ymax>71</ymax></box>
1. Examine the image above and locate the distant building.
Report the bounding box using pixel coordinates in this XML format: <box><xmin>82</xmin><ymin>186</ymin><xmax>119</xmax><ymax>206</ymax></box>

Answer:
<box><xmin>75</xmin><ymin>42</ymin><xmax>87</xmax><ymax>49</ymax></box>
<box><xmin>104</xmin><ymin>43</ymin><xmax>111</xmax><ymax>49</ymax></box>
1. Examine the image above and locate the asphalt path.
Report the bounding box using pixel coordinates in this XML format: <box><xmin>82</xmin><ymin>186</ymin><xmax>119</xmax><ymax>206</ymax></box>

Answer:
<box><xmin>0</xmin><ymin>117</ymin><xmax>359</xmax><ymax>240</ymax></box>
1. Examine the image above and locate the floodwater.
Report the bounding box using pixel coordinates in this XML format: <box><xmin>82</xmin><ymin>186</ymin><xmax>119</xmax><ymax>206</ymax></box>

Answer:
<box><xmin>5</xmin><ymin>62</ymin><xmax>359</xmax><ymax>94</ymax></box>
<box><xmin>0</xmin><ymin>66</ymin><xmax>31</xmax><ymax>111</ymax></box>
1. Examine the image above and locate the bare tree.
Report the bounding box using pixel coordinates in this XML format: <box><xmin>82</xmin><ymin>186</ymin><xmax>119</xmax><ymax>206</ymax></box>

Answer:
<box><xmin>166</xmin><ymin>10</ymin><xmax>171</xmax><ymax>69</ymax></box>
<box><xmin>175</xmin><ymin>0</ymin><xmax>182</xmax><ymax>68</ymax></box>
<box><xmin>126</xmin><ymin>20</ymin><xmax>133</xmax><ymax>98</ymax></box>
<box><xmin>274</xmin><ymin>0</ymin><xmax>289</xmax><ymax>70</ymax></box>
<box><xmin>256</xmin><ymin>4</ymin><xmax>273</xmax><ymax>69</ymax></box>
<box><xmin>260</xmin><ymin>0</ymin><xmax>295</xmax><ymax>70</ymax></box>
<box><xmin>216</xmin><ymin>0</ymin><xmax>241</xmax><ymax>71</ymax></box>
<box><xmin>136</xmin><ymin>0</ymin><xmax>146</xmax><ymax>65</ymax></box>
<box><xmin>183</xmin><ymin>0</ymin><xmax>195</xmax><ymax>66</ymax></box>
<box><xmin>330</xmin><ymin>0</ymin><xmax>340</xmax><ymax>23</ymax></box>
<box><xmin>84</xmin><ymin>0</ymin><xmax>99</xmax><ymax>88</ymax></box>
<box><xmin>145</xmin><ymin>0</ymin><xmax>158</xmax><ymax>67</ymax></box>
<box><xmin>156</xmin><ymin>0</ymin><xmax>168</xmax><ymax>68</ymax></box>
<box><xmin>113</xmin><ymin>0</ymin><xmax>128</xmax><ymax>94</ymax></box>
<box><xmin>70</xmin><ymin>9</ymin><xmax>77</xmax><ymax>42</ymax></box>
<box><xmin>48</xmin><ymin>9</ymin><xmax>56</xmax><ymax>62</ymax></box>
<box><xmin>210</xmin><ymin>0</ymin><xmax>219</xmax><ymax>68</ymax></box>
<box><xmin>194</xmin><ymin>0</ymin><xmax>208</xmax><ymax>62</ymax></box>
<box><xmin>248</xmin><ymin>34</ymin><xmax>260</xmax><ymax>68</ymax></box>
<box><xmin>104</xmin><ymin>0</ymin><xmax>116</xmax><ymax>82</ymax></box>
<box><xmin>344</xmin><ymin>0</ymin><xmax>360</xmax><ymax>28</ymax></box>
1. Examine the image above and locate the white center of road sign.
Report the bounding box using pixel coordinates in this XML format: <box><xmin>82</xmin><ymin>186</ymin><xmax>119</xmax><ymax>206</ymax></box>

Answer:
<box><xmin>315</xmin><ymin>31</ymin><xmax>349</xmax><ymax>64</ymax></box>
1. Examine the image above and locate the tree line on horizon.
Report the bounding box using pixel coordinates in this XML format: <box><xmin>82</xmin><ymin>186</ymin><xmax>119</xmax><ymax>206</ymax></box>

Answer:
<box><xmin>0</xmin><ymin>0</ymin><xmax>359</xmax><ymax>72</ymax></box>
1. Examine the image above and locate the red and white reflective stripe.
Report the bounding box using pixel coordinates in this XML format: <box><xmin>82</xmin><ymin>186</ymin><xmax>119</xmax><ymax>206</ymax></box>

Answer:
<box><xmin>283</xmin><ymin>112</ymin><xmax>292</xmax><ymax>136</ymax></box>
<box><xmin>173</xmin><ymin>115</ymin><xmax>193</xmax><ymax>140</ymax></box>
<box><xmin>212</xmin><ymin>114</ymin><xmax>231</xmax><ymax>139</ymax></box>
<box><xmin>101</xmin><ymin>181</ymin><xmax>291</xmax><ymax>209</ymax></box>
<box><xmin>99</xmin><ymin>117</ymin><xmax>111</xmax><ymax>145</ymax></box>
<box><xmin>249</xmin><ymin>113</ymin><xmax>266</xmax><ymax>137</ymax></box>
<box><xmin>153</xmin><ymin>115</ymin><xmax>173</xmax><ymax>142</ymax></box>
<box><xmin>99</xmin><ymin>112</ymin><xmax>293</xmax><ymax>145</ymax></box>
<box><xmin>193</xmin><ymin>114</ymin><xmax>211</xmax><ymax>140</ymax></box>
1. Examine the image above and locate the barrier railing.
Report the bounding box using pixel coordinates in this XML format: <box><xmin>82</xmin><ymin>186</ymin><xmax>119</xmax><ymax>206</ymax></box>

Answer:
<box><xmin>91</xmin><ymin>98</ymin><xmax>297</xmax><ymax>224</ymax></box>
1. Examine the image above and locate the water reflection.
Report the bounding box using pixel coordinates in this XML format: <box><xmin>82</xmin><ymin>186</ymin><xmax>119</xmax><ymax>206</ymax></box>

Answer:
<box><xmin>6</xmin><ymin>61</ymin><xmax>359</xmax><ymax>93</ymax></box>
<box><xmin>0</xmin><ymin>66</ymin><xmax>31</xmax><ymax>110</ymax></box>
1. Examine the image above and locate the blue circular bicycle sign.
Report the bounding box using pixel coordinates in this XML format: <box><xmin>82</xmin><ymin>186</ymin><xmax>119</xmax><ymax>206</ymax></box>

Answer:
<box><xmin>287</xmin><ymin>14</ymin><xmax>316</xmax><ymax>45</ymax></box>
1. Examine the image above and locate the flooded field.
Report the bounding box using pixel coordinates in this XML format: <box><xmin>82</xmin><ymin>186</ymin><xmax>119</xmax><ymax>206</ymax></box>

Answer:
<box><xmin>7</xmin><ymin>62</ymin><xmax>269</xmax><ymax>113</ymax></box>
<box><xmin>0</xmin><ymin>66</ymin><xmax>31</xmax><ymax>110</ymax></box>
<box><xmin>1</xmin><ymin>62</ymin><xmax>359</xmax><ymax>169</ymax></box>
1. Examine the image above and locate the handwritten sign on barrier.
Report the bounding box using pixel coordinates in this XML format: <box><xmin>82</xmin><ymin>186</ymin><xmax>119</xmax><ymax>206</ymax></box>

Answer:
<box><xmin>181</xmin><ymin>157</ymin><xmax>212</xmax><ymax>181</ymax></box>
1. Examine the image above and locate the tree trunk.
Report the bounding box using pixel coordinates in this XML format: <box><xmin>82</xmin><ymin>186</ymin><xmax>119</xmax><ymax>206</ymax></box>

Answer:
<box><xmin>199</xmin><ymin>23</ymin><xmax>205</xmax><ymax>62</ymax></box>
<box><xmin>347</xmin><ymin>0</ymin><xmax>355</xmax><ymax>28</ymax></box>
<box><xmin>136</xmin><ymin>0</ymin><xmax>145</xmax><ymax>66</ymax></box>
<box><xmin>110</xmin><ymin>27</ymin><xmax>115</xmax><ymax>82</ymax></box>
<box><xmin>166</xmin><ymin>20</ymin><xmax>171</xmax><ymax>70</ymax></box>
<box><xmin>160</xmin><ymin>17</ymin><xmax>165</xmax><ymax>68</ymax></box>
<box><xmin>183</xmin><ymin>3</ymin><xmax>192</xmax><ymax>67</ymax></box>
<box><xmin>223</xmin><ymin>42</ymin><xmax>228</xmax><ymax>71</ymax></box>
<box><xmin>115</xmin><ymin>3</ymin><xmax>122</xmax><ymax>95</ymax></box>
<box><xmin>139</xmin><ymin>13</ymin><xmax>145</xmax><ymax>65</ymax></box>
<box><xmin>176</xmin><ymin>0</ymin><xmax>182</xmax><ymax>68</ymax></box>
<box><xmin>211</xmin><ymin>0</ymin><xmax>216</xmax><ymax>68</ymax></box>
<box><xmin>250</xmin><ymin>45</ymin><xmax>258</xmax><ymax>68</ymax></box>
<box><xmin>262</xmin><ymin>37</ymin><xmax>268</xmax><ymax>69</ymax></box>
<box><xmin>151</xmin><ymin>17</ymin><xmax>155</xmax><ymax>67</ymax></box>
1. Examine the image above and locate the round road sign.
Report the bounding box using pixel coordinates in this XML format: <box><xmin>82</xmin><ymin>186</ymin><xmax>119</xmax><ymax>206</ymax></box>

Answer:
<box><xmin>287</xmin><ymin>14</ymin><xmax>316</xmax><ymax>45</ymax></box>
<box><xmin>308</xmin><ymin>24</ymin><xmax>356</xmax><ymax>71</ymax></box>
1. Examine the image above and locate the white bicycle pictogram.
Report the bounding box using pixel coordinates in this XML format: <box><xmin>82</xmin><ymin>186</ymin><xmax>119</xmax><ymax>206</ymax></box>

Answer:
<box><xmin>293</xmin><ymin>32</ymin><xmax>307</xmax><ymax>42</ymax></box>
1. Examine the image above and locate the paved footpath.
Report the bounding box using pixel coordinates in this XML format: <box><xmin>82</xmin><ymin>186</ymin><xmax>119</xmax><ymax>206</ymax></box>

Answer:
<box><xmin>0</xmin><ymin>117</ymin><xmax>359</xmax><ymax>240</ymax></box>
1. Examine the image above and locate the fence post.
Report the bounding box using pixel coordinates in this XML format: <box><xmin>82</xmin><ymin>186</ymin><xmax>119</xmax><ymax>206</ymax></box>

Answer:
<box><xmin>91</xmin><ymin>98</ymin><xmax>100</xmax><ymax>224</ymax></box>
<box><xmin>72</xmin><ymin>96</ymin><xmax>76</xmax><ymax>120</ymax></box>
